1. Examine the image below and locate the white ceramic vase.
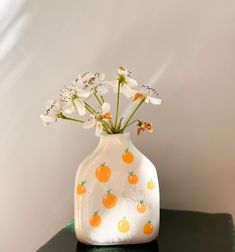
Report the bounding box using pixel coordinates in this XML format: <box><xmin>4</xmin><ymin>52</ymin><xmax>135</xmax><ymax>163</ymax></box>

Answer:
<box><xmin>74</xmin><ymin>133</ymin><xmax>160</xmax><ymax>245</ymax></box>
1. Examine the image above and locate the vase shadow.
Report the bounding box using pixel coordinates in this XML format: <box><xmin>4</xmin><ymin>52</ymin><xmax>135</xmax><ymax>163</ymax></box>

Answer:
<box><xmin>76</xmin><ymin>240</ymin><xmax>159</xmax><ymax>252</ymax></box>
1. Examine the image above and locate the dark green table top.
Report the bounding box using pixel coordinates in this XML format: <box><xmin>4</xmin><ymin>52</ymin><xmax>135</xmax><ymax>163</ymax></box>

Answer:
<box><xmin>38</xmin><ymin>209</ymin><xmax>235</xmax><ymax>252</ymax></box>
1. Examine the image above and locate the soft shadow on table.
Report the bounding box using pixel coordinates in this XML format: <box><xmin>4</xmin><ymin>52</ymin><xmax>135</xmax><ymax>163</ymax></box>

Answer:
<box><xmin>76</xmin><ymin>240</ymin><xmax>159</xmax><ymax>252</ymax></box>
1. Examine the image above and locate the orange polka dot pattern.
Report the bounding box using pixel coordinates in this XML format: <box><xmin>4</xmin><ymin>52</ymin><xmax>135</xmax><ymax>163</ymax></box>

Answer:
<box><xmin>76</xmin><ymin>147</ymin><xmax>157</xmax><ymax>234</ymax></box>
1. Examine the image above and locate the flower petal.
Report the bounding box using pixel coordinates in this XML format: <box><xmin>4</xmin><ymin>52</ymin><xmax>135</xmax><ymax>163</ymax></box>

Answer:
<box><xmin>78</xmin><ymin>90</ymin><xmax>90</xmax><ymax>98</ymax></box>
<box><xmin>95</xmin><ymin>123</ymin><xmax>103</xmax><ymax>137</ymax></box>
<box><xmin>53</xmin><ymin>101</ymin><xmax>62</xmax><ymax>113</ymax></box>
<box><xmin>148</xmin><ymin>96</ymin><xmax>162</xmax><ymax>105</ymax></box>
<box><xmin>40</xmin><ymin>114</ymin><xmax>57</xmax><ymax>123</ymax></box>
<box><xmin>96</xmin><ymin>85</ymin><xmax>108</xmax><ymax>95</ymax></box>
<box><xmin>121</xmin><ymin>86</ymin><xmax>136</xmax><ymax>98</ymax></box>
<box><xmin>103</xmin><ymin>81</ymin><xmax>114</xmax><ymax>89</ymax></box>
<box><xmin>132</xmin><ymin>92</ymin><xmax>145</xmax><ymax>103</ymax></box>
<box><xmin>118</xmin><ymin>66</ymin><xmax>128</xmax><ymax>76</ymax></box>
<box><xmin>62</xmin><ymin>103</ymin><xmax>75</xmax><ymax>114</ymax></box>
<box><xmin>82</xmin><ymin>72</ymin><xmax>95</xmax><ymax>83</ymax></box>
<box><xmin>103</xmin><ymin>113</ymin><xmax>112</xmax><ymax>121</ymax></box>
<box><xmin>111</xmin><ymin>80</ymin><xmax>119</xmax><ymax>93</ymax></box>
<box><xmin>74</xmin><ymin>99</ymin><xmax>86</xmax><ymax>115</ymax></box>
<box><xmin>45</xmin><ymin>100</ymin><xmax>55</xmax><ymax>109</ymax></box>
<box><xmin>83</xmin><ymin>118</ymin><xmax>96</xmax><ymax>129</ymax></box>
<box><xmin>75</xmin><ymin>75</ymin><xmax>83</xmax><ymax>85</ymax></box>
<box><xmin>102</xmin><ymin>102</ymin><xmax>110</xmax><ymax>114</ymax></box>
<box><xmin>98</xmin><ymin>73</ymin><xmax>105</xmax><ymax>81</ymax></box>
<box><xmin>145</xmin><ymin>97</ymin><xmax>150</xmax><ymax>103</ymax></box>
<box><xmin>126</xmin><ymin>77</ymin><xmax>137</xmax><ymax>88</ymax></box>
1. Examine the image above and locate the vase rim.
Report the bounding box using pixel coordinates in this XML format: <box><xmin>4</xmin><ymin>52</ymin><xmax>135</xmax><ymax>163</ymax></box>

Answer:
<box><xmin>100</xmin><ymin>132</ymin><xmax>130</xmax><ymax>138</ymax></box>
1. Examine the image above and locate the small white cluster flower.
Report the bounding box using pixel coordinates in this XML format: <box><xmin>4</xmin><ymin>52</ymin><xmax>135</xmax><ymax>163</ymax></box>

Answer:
<box><xmin>132</xmin><ymin>85</ymin><xmax>162</xmax><ymax>105</ymax></box>
<box><xmin>111</xmin><ymin>66</ymin><xmax>138</xmax><ymax>98</ymax></box>
<box><xmin>40</xmin><ymin>66</ymin><xmax>162</xmax><ymax>136</ymax></box>
<box><xmin>59</xmin><ymin>86</ymin><xmax>90</xmax><ymax>115</ymax></box>
<box><xmin>75</xmin><ymin>72</ymin><xmax>109</xmax><ymax>96</ymax></box>
<box><xmin>83</xmin><ymin>102</ymin><xmax>111</xmax><ymax>137</ymax></box>
<box><xmin>40</xmin><ymin>100</ymin><xmax>62</xmax><ymax>127</ymax></box>
<box><xmin>142</xmin><ymin>85</ymin><xmax>162</xmax><ymax>105</ymax></box>
<box><xmin>40</xmin><ymin>71</ymin><xmax>109</xmax><ymax>128</ymax></box>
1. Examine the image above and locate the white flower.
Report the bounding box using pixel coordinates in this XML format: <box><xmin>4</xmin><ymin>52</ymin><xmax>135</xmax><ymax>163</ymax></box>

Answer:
<box><xmin>132</xmin><ymin>85</ymin><xmax>162</xmax><ymax>105</ymax></box>
<box><xmin>71</xmin><ymin>75</ymin><xmax>83</xmax><ymax>86</ymax></box>
<box><xmin>80</xmin><ymin>72</ymin><xmax>109</xmax><ymax>96</ymax></box>
<box><xmin>145</xmin><ymin>95</ymin><xmax>162</xmax><ymax>105</ymax></box>
<box><xmin>117</xmin><ymin>66</ymin><xmax>128</xmax><ymax>75</ymax></box>
<box><xmin>83</xmin><ymin>102</ymin><xmax>112</xmax><ymax>137</ymax></box>
<box><xmin>112</xmin><ymin>66</ymin><xmax>138</xmax><ymax>98</ymax></box>
<box><xmin>59</xmin><ymin>86</ymin><xmax>90</xmax><ymax>115</ymax></box>
<box><xmin>40</xmin><ymin>100</ymin><xmax>62</xmax><ymax>126</ymax></box>
<box><xmin>84</xmin><ymin>115</ymin><xmax>103</xmax><ymax>137</ymax></box>
<box><xmin>100</xmin><ymin>102</ymin><xmax>111</xmax><ymax>120</ymax></box>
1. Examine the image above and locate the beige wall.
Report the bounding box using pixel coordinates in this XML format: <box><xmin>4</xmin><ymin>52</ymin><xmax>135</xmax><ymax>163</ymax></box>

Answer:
<box><xmin>0</xmin><ymin>0</ymin><xmax>235</xmax><ymax>251</ymax></box>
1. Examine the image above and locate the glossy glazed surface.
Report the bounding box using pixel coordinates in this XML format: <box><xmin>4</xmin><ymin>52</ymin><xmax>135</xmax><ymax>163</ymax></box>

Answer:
<box><xmin>74</xmin><ymin>133</ymin><xmax>159</xmax><ymax>245</ymax></box>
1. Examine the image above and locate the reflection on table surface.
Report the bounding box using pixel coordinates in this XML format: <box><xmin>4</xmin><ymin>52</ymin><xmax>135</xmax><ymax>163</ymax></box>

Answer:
<box><xmin>76</xmin><ymin>240</ymin><xmax>159</xmax><ymax>252</ymax></box>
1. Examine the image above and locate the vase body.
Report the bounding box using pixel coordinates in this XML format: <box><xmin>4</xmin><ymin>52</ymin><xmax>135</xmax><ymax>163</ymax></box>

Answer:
<box><xmin>74</xmin><ymin>133</ymin><xmax>159</xmax><ymax>245</ymax></box>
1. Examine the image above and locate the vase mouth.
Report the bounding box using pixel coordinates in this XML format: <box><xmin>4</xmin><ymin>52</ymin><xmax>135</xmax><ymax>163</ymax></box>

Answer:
<box><xmin>99</xmin><ymin>133</ymin><xmax>131</xmax><ymax>144</ymax></box>
<box><xmin>100</xmin><ymin>132</ymin><xmax>130</xmax><ymax>138</ymax></box>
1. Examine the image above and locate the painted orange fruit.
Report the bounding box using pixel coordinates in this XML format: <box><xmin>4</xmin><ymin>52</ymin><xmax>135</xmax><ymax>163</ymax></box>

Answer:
<box><xmin>89</xmin><ymin>210</ymin><xmax>101</xmax><ymax>227</ymax></box>
<box><xmin>103</xmin><ymin>189</ymin><xmax>118</xmax><ymax>209</ymax></box>
<box><xmin>118</xmin><ymin>217</ymin><xmax>130</xmax><ymax>233</ymax></box>
<box><xmin>128</xmin><ymin>170</ymin><xmax>139</xmax><ymax>184</ymax></box>
<box><xmin>147</xmin><ymin>179</ymin><xmax>156</xmax><ymax>190</ymax></box>
<box><xmin>144</xmin><ymin>221</ymin><xmax>153</xmax><ymax>234</ymax></box>
<box><xmin>122</xmin><ymin>148</ymin><xmax>134</xmax><ymax>163</ymax></box>
<box><xmin>95</xmin><ymin>162</ymin><xmax>111</xmax><ymax>183</ymax></box>
<box><xmin>137</xmin><ymin>200</ymin><xmax>146</xmax><ymax>213</ymax></box>
<box><xmin>76</xmin><ymin>180</ymin><xmax>86</xmax><ymax>195</ymax></box>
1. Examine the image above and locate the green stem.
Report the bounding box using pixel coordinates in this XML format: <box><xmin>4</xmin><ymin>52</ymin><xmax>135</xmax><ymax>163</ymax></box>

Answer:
<box><xmin>94</xmin><ymin>92</ymin><xmax>102</xmax><ymax>106</ymax></box>
<box><xmin>114</xmin><ymin>80</ymin><xmax>121</xmax><ymax>128</ymax></box>
<box><xmin>85</xmin><ymin>105</ymin><xmax>94</xmax><ymax>114</ymax></box>
<box><xmin>84</xmin><ymin>100</ymin><xmax>112</xmax><ymax>134</ymax></box>
<box><xmin>103</xmin><ymin>119</ymin><xmax>113</xmax><ymax>132</ymax></box>
<box><xmin>101</xmin><ymin>121</ymin><xmax>112</xmax><ymax>134</ymax></box>
<box><xmin>108</xmin><ymin>120</ymin><xmax>115</xmax><ymax>132</ymax></box>
<box><xmin>58</xmin><ymin>113</ymin><xmax>84</xmax><ymax>123</ymax></box>
<box><xmin>120</xmin><ymin>99</ymin><xmax>145</xmax><ymax>133</ymax></box>
<box><xmin>84</xmin><ymin>102</ymin><xmax>96</xmax><ymax>114</ymax></box>
<box><xmin>125</xmin><ymin>119</ymin><xmax>140</xmax><ymax>128</ymax></box>
<box><xmin>100</xmin><ymin>95</ymin><xmax>104</xmax><ymax>103</ymax></box>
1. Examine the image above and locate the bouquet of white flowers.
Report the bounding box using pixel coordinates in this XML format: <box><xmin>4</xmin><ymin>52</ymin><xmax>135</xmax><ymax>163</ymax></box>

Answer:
<box><xmin>40</xmin><ymin>66</ymin><xmax>161</xmax><ymax>136</ymax></box>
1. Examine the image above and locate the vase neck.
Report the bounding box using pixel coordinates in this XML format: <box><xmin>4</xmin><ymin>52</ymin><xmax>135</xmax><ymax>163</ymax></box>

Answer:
<box><xmin>98</xmin><ymin>133</ymin><xmax>132</xmax><ymax>147</ymax></box>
